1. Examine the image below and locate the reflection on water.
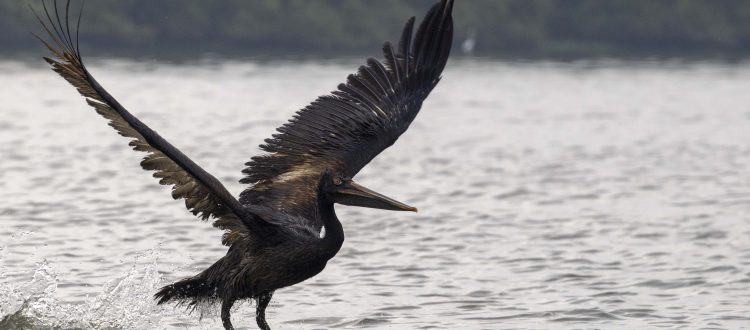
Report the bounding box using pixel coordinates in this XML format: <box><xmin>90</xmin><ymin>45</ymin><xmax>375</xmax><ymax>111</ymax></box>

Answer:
<box><xmin>2</xmin><ymin>58</ymin><xmax>750</xmax><ymax>329</ymax></box>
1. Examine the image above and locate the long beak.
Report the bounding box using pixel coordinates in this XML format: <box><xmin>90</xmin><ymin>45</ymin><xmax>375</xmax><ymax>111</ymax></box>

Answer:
<box><xmin>331</xmin><ymin>180</ymin><xmax>417</xmax><ymax>212</ymax></box>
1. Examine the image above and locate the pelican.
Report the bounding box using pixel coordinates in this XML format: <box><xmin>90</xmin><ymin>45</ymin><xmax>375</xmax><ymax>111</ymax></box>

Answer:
<box><xmin>35</xmin><ymin>0</ymin><xmax>453</xmax><ymax>329</ymax></box>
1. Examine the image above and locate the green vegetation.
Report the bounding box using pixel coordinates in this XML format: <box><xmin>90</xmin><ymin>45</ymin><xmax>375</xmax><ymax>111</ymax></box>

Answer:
<box><xmin>4</xmin><ymin>0</ymin><xmax>750</xmax><ymax>58</ymax></box>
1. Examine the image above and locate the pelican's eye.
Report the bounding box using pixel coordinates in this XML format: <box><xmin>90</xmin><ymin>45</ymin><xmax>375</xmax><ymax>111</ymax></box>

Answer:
<box><xmin>333</xmin><ymin>177</ymin><xmax>343</xmax><ymax>185</ymax></box>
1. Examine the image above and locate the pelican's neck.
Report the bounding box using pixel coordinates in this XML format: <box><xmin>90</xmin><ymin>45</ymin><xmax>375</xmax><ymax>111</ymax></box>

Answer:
<box><xmin>318</xmin><ymin>200</ymin><xmax>344</xmax><ymax>255</ymax></box>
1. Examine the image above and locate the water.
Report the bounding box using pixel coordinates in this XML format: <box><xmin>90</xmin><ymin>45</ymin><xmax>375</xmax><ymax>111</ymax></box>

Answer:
<box><xmin>1</xmin><ymin>57</ymin><xmax>750</xmax><ymax>329</ymax></box>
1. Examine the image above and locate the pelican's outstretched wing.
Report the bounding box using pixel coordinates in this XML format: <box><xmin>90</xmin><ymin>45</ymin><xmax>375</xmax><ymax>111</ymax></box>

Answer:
<box><xmin>240</xmin><ymin>0</ymin><xmax>454</xmax><ymax>216</ymax></box>
<box><xmin>36</xmin><ymin>1</ymin><xmax>273</xmax><ymax>245</ymax></box>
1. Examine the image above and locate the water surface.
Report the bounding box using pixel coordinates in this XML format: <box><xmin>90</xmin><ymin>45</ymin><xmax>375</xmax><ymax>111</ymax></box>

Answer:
<box><xmin>1</xmin><ymin>58</ymin><xmax>750</xmax><ymax>329</ymax></box>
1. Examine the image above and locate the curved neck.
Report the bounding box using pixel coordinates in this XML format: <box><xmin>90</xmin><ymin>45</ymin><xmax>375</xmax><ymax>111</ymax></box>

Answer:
<box><xmin>318</xmin><ymin>199</ymin><xmax>344</xmax><ymax>255</ymax></box>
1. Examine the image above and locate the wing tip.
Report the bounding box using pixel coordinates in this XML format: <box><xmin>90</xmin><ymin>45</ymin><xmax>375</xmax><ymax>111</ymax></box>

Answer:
<box><xmin>386</xmin><ymin>0</ymin><xmax>454</xmax><ymax>81</ymax></box>
<box><xmin>34</xmin><ymin>0</ymin><xmax>84</xmax><ymax>62</ymax></box>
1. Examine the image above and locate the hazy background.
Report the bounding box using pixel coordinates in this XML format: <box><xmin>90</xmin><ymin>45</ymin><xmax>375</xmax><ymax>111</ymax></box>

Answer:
<box><xmin>3</xmin><ymin>0</ymin><xmax>750</xmax><ymax>58</ymax></box>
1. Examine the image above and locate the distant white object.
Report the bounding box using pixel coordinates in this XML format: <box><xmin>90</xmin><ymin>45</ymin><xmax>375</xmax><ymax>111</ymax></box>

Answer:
<box><xmin>462</xmin><ymin>29</ymin><xmax>476</xmax><ymax>54</ymax></box>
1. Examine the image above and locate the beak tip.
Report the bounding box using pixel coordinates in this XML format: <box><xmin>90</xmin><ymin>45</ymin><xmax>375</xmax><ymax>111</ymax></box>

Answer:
<box><xmin>409</xmin><ymin>206</ymin><xmax>418</xmax><ymax>212</ymax></box>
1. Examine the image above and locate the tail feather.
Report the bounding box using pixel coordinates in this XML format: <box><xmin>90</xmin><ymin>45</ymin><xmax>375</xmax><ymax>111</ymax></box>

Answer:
<box><xmin>154</xmin><ymin>276</ymin><xmax>214</xmax><ymax>306</ymax></box>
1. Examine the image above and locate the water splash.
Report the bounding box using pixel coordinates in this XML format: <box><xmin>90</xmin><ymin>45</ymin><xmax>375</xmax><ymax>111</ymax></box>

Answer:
<box><xmin>84</xmin><ymin>260</ymin><xmax>165</xmax><ymax>329</ymax></box>
<box><xmin>0</xmin><ymin>260</ymin><xmax>57</xmax><ymax>328</ymax></box>
<box><xmin>0</xmin><ymin>248</ymin><xmax>168</xmax><ymax>329</ymax></box>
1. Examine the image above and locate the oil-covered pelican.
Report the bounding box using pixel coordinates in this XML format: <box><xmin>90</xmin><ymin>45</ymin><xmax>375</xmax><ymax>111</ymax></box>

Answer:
<box><xmin>36</xmin><ymin>0</ymin><xmax>453</xmax><ymax>329</ymax></box>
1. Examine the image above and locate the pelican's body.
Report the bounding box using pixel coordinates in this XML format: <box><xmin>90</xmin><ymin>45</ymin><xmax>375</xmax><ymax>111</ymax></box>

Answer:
<box><xmin>36</xmin><ymin>0</ymin><xmax>453</xmax><ymax>329</ymax></box>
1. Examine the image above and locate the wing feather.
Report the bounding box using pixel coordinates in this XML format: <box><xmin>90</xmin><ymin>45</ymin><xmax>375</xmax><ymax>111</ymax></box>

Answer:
<box><xmin>239</xmin><ymin>0</ymin><xmax>453</xmax><ymax>216</ymax></box>
<box><xmin>36</xmin><ymin>0</ymin><xmax>275</xmax><ymax>245</ymax></box>
<box><xmin>397</xmin><ymin>17</ymin><xmax>416</xmax><ymax>78</ymax></box>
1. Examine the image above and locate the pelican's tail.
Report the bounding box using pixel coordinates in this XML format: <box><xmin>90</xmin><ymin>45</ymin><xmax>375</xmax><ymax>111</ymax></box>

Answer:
<box><xmin>154</xmin><ymin>276</ymin><xmax>213</xmax><ymax>306</ymax></box>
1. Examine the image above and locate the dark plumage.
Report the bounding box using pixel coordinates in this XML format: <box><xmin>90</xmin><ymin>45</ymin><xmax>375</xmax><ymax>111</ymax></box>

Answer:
<box><xmin>35</xmin><ymin>0</ymin><xmax>453</xmax><ymax>329</ymax></box>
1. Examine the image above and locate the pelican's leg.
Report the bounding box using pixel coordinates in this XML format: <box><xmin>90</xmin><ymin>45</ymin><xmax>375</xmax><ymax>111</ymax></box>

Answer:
<box><xmin>221</xmin><ymin>298</ymin><xmax>235</xmax><ymax>330</ymax></box>
<box><xmin>255</xmin><ymin>291</ymin><xmax>274</xmax><ymax>330</ymax></box>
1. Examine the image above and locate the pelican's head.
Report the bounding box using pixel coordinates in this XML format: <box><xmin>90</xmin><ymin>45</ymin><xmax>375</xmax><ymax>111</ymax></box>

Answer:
<box><xmin>319</xmin><ymin>171</ymin><xmax>417</xmax><ymax>212</ymax></box>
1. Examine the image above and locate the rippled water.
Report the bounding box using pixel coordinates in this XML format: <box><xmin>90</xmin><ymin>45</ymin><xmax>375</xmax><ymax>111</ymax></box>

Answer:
<box><xmin>1</xmin><ymin>57</ymin><xmax>750</xmax><ymax>329</ymax></box>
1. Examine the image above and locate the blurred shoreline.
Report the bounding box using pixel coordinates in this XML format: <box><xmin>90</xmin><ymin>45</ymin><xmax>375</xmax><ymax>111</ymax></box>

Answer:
<box><xmin>5</xmin><ymin>1</ymin><xmax>750</xmax><ymax>60</ymax></box>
